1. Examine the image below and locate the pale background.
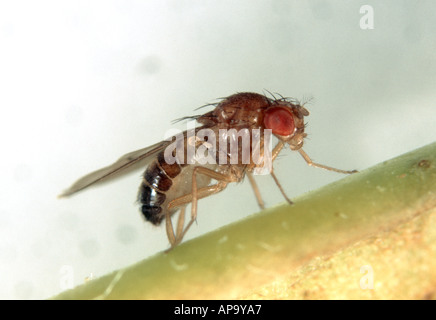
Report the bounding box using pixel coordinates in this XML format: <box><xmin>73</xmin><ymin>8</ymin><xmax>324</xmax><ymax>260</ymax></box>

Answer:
<box><xmin>0</xmin><ymin>0</ymin><xmax>435</xmax><ymax>299</ymax></box>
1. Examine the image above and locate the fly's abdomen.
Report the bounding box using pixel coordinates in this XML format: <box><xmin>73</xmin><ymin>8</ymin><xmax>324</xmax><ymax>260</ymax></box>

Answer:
<box><xmin>139</xmin><ymin>152</ymin><xmax>182</xmax><ymax>225</ymax></box>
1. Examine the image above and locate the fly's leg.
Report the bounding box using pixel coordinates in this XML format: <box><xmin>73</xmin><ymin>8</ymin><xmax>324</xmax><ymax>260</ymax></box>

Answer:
<box><xmin>176</xmin><ymin>184</ymin><xmax>228</xmax><ymax>247</ymax></box>
<box><xmin>270</xmin><ymin>169</ymin><xmax>293</xmax><ymax>205</ymax></box>
<box><xmin>298</xmin><ymin>149</ymin><xmax>358</xmax><ymax>174</ymax></box>
<box><xmin>272</xmin><ymin>141</ymin><xmax>285</xmax><ymax>161</ymax></box>
<box><xmin>190</xmin><ymin>167</ymin><xmax>241</xmax><ymax>227</ymax></box>
<box><xmin>175</xmin><ymin>206</ymin><xmax>186</xmax><ymax>242</ymax></box>
<box><xmin>165</xmin><ymin>167</ymin><xmax>241</xmax><ymax>248</ymax></box>
<box><xmin>165</xmin><ymin>206</ymin><xmax>187</xmax><ymax>248</ymax></box>
<box><xmin>165</xmin><ymin>209</ymin><xmax>176</xmax><ymax>247</ymax></box>
<box><xmin>167</xmin><ymin>183</ymin><xmax>229</xmax><ymax>210</ymax></box>
<box><xmin>246</xmin><ymin>141</ymin><xmax>286</xmax><ymax>210</ymax></box>
<box><xmin>166</xmin><ymin>181</ymin><xmax>229</xmax><ymax>248</ymax></box>
<box><xmin>267</xmin><ymin>141</ymin><xmax>294</xmax><ymax>204</ymax></box>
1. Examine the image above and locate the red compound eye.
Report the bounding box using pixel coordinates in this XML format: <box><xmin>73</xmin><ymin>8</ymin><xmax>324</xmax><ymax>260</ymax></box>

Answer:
<box><xmin>264</xmin><ymin>107</ymin><xmax>295</xmax><ymax>136</ymax></box>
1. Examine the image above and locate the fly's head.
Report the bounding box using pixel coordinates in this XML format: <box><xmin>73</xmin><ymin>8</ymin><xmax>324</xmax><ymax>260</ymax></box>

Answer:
<box><xmin>263</xmin><ymin>100</ymin><xmax>309</xmax><ymax>150</ymax></box>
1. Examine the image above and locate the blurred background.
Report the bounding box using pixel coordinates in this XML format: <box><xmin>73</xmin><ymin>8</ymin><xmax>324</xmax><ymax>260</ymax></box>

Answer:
<box><xmin>0</xmin><ymin>0</ymin><xmax>435</xmax><ymax>299</ymax></box>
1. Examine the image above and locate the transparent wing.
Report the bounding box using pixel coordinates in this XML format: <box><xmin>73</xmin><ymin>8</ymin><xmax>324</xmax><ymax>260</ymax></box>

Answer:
<box><xmin>58</xmin><ymin>140</ymin><xmax>172</xmax><ymax>197</ymax></box>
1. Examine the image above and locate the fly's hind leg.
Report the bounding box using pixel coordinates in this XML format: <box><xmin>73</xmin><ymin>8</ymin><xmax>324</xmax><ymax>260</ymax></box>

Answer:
<box><xmin>166</xmin><ymin>167</ymin><xmax>241</xmax><ymax>248</ymax></box>
<box><xmin>166</xmin><ymin>181</ymin><xmax>228</xmax><ymax>248</ymax></box>
<box><xmin>165</xmin><ymin>205</ymin><xmax>187</xmax><ymax>248</ymax></box>
<box><xmin>190</xmin><ymin>167</ymin><xmax>242</xmax><ymax>228</ymax></box>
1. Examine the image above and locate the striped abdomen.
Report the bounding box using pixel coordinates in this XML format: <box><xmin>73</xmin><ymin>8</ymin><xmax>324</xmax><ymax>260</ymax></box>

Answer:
<box><xmin>139</xmin><ymin>152</ymin><xmax>182</xmax><ymax>225</ymax></box>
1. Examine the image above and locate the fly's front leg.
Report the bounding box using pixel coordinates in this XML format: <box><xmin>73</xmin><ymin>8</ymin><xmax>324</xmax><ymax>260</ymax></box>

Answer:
<box><xmin>298</xmin><ymin>149</ymin><xmax>358</xmax><ymax>174</ymax></box>
<box><xmin>272</xmin><ymin>141</ymin><xmax>285</xmax><ymax>161</ymax></box>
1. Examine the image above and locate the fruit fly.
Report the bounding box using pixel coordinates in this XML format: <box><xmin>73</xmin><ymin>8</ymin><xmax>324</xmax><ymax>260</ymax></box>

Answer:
<box><xmin>59</xmin><ymin>92</ymin><xmax>357</xmax><ymax>249</ymax></box>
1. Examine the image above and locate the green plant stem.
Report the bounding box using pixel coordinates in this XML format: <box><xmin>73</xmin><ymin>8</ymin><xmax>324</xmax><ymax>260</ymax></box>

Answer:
<box><xmin>52</xmin><ymin>142</ymin><xmax>436</xmax><ymax>300</ymax></box>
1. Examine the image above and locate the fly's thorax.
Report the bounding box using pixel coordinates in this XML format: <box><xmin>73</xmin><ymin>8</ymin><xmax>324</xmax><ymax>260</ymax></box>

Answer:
<box><xmin>197</xmin><ymin>92</ymin><xmax>271</xmax><ymax>129</ymax></box>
